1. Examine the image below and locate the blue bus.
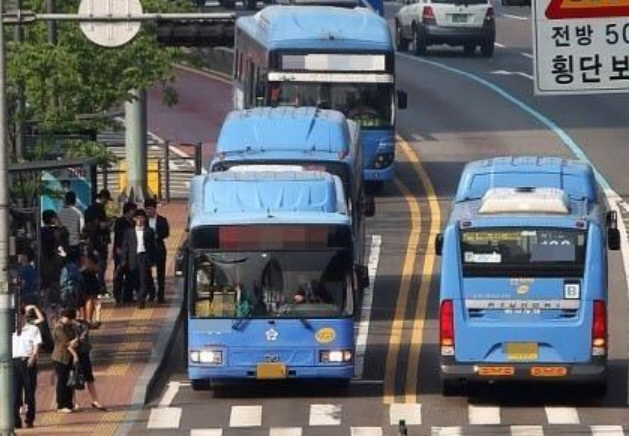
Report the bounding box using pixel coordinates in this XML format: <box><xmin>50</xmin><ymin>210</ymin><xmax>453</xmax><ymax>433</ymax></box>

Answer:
<box><xmin>233</xmin><ymin>6</ymin><xmax>407</xmax><ymax>186</ymax></box>
<box><xmin>435</xmin><ymin>157</ymin><xmax>621</xmax><ymax>396</ymax></box>
<box><xmin>185</xmin><ymin>170</ymin><xmax>358</xmax><ymax>388</ymax></box>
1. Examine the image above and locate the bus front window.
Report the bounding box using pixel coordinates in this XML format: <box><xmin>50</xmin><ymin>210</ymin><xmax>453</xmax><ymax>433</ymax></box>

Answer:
<box><xmin>191</xmin><ymin>251</ymin><xmax>351</xmax><ymax>319</ymax></box>
<box><xmin>269</xmin><ymin>82</ymin><xmax>394</xmax><ymax>128</ymax></box>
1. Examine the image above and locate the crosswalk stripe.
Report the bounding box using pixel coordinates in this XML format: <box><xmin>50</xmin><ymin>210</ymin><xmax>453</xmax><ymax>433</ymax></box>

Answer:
<box><xmin>229</xmin><ymin>405</ymin><xmax>262</xmax><ymax>427</ymax></box>
<box><xmin>147</xmin><ymin>407</ymin><xmax>182</xmax><ymax>429</ymax></box>
<box><xmin>350</xmin><ymin>427</ymin><xmax>383</xmax><ymax>436</ymax></box>
<box><xmin>468</xmin><ymin>404</ymin><xmax>501</xmax><ymax>425</ymax></box>
<box><xmin>591</xmin><ymin>425</ymin><xmax>625</xmax><ymax>436</ymax></box>
<box><xmin>309</xmin><ymin>404</ymin><xmax>342</xmax><ymax>426</ymax></box>
<box><xmin>431</xmin><ymin>427</ymin><xmax>463</xmax><ymax>436</ymax></box>
<box><xmin>269</xmin><ymin>428</ymin><xmax>303</xmax><ymax>436</ymax></box>
<box><xmin>511</xmin><ymin>425</ymin><xmax>544</xmax><ymax>436</ymax></box>
<box><xmin>190</xmin><ymin>429</ymin><xmax>223</xmax><ymax>436</ymax></box>
<box><xmin>544</xmin><ymin>407</ymin><xmax>580</xmax><ymax>424</ymax></box>
<box><xmin>389</xmin><ymin>403</ymin><xmax>422</xmax><ymax>426</ymax></box>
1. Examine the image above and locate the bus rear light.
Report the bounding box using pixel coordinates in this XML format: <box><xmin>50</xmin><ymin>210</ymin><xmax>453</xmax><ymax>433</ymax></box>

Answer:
<box><xmin>440</xmin><ymin>300</ymin><xmax>455</xmax><ymax>356</ymax></box>
<box><xmin>592</xmin><ymin>300</ymin><xmax>607</xmax><ymax>356</ymax></box>
<box><xmin>422</xmin><ymin>6</ymin><xmax>436</xmax><ymax>25</ymax></box>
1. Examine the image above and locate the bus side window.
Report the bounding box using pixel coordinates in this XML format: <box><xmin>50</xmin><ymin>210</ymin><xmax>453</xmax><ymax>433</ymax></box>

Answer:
<box><xmin>254</xmin><ymin>67</ymin><xmax>266</xmax><ymax>106</ymax></box>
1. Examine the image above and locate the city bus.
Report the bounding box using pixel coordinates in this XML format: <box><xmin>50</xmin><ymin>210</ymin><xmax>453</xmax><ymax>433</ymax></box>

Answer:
<box><xmin>185</xmin><ymin>170</ymin><xmax>360</xmax><ymax>388</ymax></box>
<box><xmin>208</xmin><ymin>106</ymin><xmax>373</xmax><ymax>275</ymax></box>
<box><xmin>233</xmin><ymin>5</ymin><xmax>408</xmax><ymax>187</ymax></box>
<box><xmin>435</xmin><ymin>156</ymin><xmax>620</xmax><ymax>396</ymax></box>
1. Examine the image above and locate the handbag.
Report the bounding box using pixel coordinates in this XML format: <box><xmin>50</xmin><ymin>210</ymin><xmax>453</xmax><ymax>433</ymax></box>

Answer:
<box><xmin>67</xmin><ymin>363</ymin><xmax>86</xmax><ymax>390</ymax></box>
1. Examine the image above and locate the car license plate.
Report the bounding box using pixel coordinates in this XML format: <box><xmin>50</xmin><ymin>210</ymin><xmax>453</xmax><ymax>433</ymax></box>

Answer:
<box><xmin>506</xmin><ymin>342</ymin><xmax>538</xmax><ymax>361</ymax></box>
<box><xmin>451</xmin><ymin>14</ymin><xmax>468</xmax><ymax>23</ymax></box>
<box><xmin>256</xmin><ymin>363</ymin><xmax>287</xmax><ymax>379</ymax></box>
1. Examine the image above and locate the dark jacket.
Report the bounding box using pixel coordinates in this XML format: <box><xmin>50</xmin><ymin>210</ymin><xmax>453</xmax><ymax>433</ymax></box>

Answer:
<box><xmin>84</xmin><ymin>202</ymin><xmax>110</xmax><ymax>249</ymax></box>
<box><xmin>121</xmin><ymin>226</ymin><xmax>157</xmax><ymax>269</ymax></box>
<box><xmin>113</xmin><ymin>216</ymin><xmax>134</xmax><ymax>252</ymax></box>
<box><xmin>52</xmin><ymin>322</ymin><xmax>77</xmax><ymax>365</ymax></box>
<box><xmin>151</xmin><ymin>215</ymin><xmax>170</xmax><ymax>250</ymax></box>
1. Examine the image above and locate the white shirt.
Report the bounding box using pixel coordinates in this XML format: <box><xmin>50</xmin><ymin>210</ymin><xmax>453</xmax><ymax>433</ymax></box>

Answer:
<box><xmin>149</xmin><ymin>217</ymin><xmax>156</xmax><ymax>231</ymax></box>
<box><xmin>136</xmin><ymin>227</ymin><xmax>146</xmax><ymax>254</ymax></box>
<box><xmin>12</xmin><ymin>323</ymin><xmax>42</xmax><ymax>359</ymax></box>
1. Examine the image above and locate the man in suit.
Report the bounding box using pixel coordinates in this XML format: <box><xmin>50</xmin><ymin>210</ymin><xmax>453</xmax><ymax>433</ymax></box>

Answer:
<box><xmin>145</xmin><ymin>198</ymin><xmax>170</xmax><ymax>304</ymax></box>
<box><xmin>121</xmin><ymin>209</ymin><xmax>156</xmax><ymax>309</ymax></box>
<box><xmin>113</xmin><ymin>202</ymin><xmax>137</xmax><ymax>304</ymax></box>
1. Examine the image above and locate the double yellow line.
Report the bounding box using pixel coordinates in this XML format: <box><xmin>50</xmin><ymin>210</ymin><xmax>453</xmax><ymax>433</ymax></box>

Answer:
<box><xmin>383</xmin><ymin>135</ymin><xmax>441</xmax><ymax>404</ymax></box>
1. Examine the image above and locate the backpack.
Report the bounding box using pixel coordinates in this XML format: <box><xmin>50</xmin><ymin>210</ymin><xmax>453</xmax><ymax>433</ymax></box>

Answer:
<box><xmin>60</xmin><ymin>263</ymin><xmax>83</xmax><ymax>309</ymax></box>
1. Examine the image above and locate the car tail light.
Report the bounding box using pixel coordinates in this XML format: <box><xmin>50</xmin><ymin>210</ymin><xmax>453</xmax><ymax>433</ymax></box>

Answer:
<box><xmin>440</xmin><ymin>300</ymin><xmax>454</xmax><ymax>356</ymax></box>
<box><xmin>485</xmin><ymin>7</ymin><xmax>494</xmax><ymax>22</ymax></box>
<box><xmin>592</xmin><ymin>300</ymin><xmax>607</xmax><ymax>356</ymax></box>
<box><xmin>422</xmin><ymin>6</ymin><xmax>436</xmax><ymax>25</ymax></box>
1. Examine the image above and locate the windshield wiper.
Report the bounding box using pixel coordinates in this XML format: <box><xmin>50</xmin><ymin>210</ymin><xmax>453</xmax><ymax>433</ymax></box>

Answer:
<box><xmin>232</xmin><ymin>318</ymin><xmax>249</xmax><ymax>331</ymax></box>
<box><xmin>299</xmin><ymin>318</ymin><xmax>314</xmax><ymax>331</ymax></box>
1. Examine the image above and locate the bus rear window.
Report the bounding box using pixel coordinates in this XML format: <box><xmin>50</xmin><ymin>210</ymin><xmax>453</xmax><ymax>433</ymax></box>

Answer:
<box><xmin>460</xmin><ymin>228</ymin><xmax>586</xmax><ymax>277</ymax></box>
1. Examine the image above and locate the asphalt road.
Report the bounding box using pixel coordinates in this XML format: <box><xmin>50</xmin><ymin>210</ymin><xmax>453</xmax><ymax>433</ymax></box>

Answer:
<box><xmin>137</xmin><ymin>3</ymin><xmax>629</xmax><ymax>435</ymax></box>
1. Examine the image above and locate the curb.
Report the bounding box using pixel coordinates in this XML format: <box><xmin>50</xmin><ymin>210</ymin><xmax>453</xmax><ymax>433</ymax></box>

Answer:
<box><xmin>114</xmin><ymin>281</ymin><xmax>184</xmax><ymax>436</ymax></box>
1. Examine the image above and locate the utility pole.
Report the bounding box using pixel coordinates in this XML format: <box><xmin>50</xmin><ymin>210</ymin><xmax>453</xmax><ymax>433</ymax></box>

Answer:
<box><xmin>14</xmin><ymin>0</ymin><xmax>25</xmax><ymax>161</ymax></box>
<box><xmin>0</xmin><ymin>0</ymin><xmax>15</xmax><ymax>433</ymax></box>
<box><xmin>125</xmin><ymin>89</ymin><xmax>149</xmax><ymax>202</ymax></box>
<box><xmin>47</xmin><ymin>0</ymin><xmax>56</xmax><ymax>44</ymax></box>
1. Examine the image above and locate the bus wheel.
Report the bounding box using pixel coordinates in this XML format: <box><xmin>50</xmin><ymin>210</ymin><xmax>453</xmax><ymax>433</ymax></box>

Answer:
<box><xmin>413</xmin><ymin>27</ymin><xmax>427</xmax><ymax>56</ymax></box>
<box><xmin>396</xmin><ymin>23</ymin><xmax>409</xmax><ymax>52</ymax></box>
<box><xmin>191</xmin><ymin>379</ymin><xmax>212</xmax><ymax>391</ymax></box>
<box><xmin>442</xmin><ymin>379</ymin><xmax>465</xmax><ymax>396</ymax></box>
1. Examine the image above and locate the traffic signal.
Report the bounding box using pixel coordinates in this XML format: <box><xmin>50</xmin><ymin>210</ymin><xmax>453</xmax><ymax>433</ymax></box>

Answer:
<box><xmin>156</xmin><ymin>19</ymin><xmax>234</xmax><ymax>47</ymax></box>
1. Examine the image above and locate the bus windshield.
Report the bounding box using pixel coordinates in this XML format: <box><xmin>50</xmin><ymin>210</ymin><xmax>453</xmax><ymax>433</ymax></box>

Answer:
<box><xmin>191</xmin><ymin>250</ymin><xmax>351</xmax><ymax>319</ymax></box>
<box><xmin>460</xmin><ymin>228</ymin><xmax>587</xmax><ymax>277</ymax></box>
<box><xmin>268</xmin><ymin>82</ymin><xmax>393</xmax><ymax>128</ymax></box>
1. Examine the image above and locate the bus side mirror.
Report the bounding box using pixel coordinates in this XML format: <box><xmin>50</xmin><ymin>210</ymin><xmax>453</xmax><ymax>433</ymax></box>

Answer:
<box><xmin>362</xmin><ymin>196</ymin><xmax>376</xmax><ymax>218</ymax></box>
<box><xmin>355</xmin><ymin>264</ymin><xmax>369</xmax><ymax>289</ymax></box>
<box><xmin>435</xmin><ymin>234</ymin><xmax>443</xmax><ymax>256</ymax></box>
<box><xmin>397</xmin><ymin>90</ymin><xmax>408</xmax><ymax>110</ymax></box>
<box><xmin>606</xmin><ymin>211</ymin><xmax>621</xmax><ymax>251</ymax></box>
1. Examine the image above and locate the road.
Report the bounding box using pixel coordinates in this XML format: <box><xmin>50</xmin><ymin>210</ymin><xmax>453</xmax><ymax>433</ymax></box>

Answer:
<box><xmin>136</xmin><ymin>3</ymin><xmax>629</xmax><ymax>435</ymax></box>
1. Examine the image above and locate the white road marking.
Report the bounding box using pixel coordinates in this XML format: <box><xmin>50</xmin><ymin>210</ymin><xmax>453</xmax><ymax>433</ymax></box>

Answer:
<box><xmin>511</xmin><ymin>425</ymin><xmax>544</xmax><ymax>436</ymax></box>
<box><xmin>412</xmin><ymin>134</ymin><xmax>427</xmax><ymax>142</ymax></box>
<box><xmin>269</xmin><ymin>428</ymin><xmax>303</xmax><ymax>436</ymax></box>
<box><xmin>229</xmin><ymin>405</ymin><xmax>263</xmax><ymax>427</ymax></box>
<box><xmin>544</xmin><ymin>406</ymin><xmax>580</xmax><ymax>424</ymax></box>
<box><xmin>190</xmin><ymin>430</ymin><xmax>223</xmax><ymax>436</ymax></box>
<box><xmin>309</xmin><ymin>404</ymin><xmax>342</xmax><ymax>426</ymax></box>
<box><xmin>355</xmin><ymin>235</ymin><xmax>382</xmax><ymax>379</ymax></box>
<box><xmin>490</xmin><ymin>70</ymin><xmax>534</xmax><ymax>80</ymax></box>
<box><xmin>351</xmin><ymin>427</ymin><xmax>383</xmax><ymax>436</ymax></box>
<box><xmin>389</xmin><ymin>403</ymin><xmax>422</xmax><ymax>426</ymax></box>
<box><xmin>431</xmin><ymin>427</ymin><xmax>463</xmax><ymax>436</ymax></box>
<box><xmin>591</xmin><ymin>425</ymin><xmax>625</xmax><ymax>436</ymax></box>
<box><xmin>147</xmin><ymin>407</ymin><xmax>182</xmax><ymax>429</ymax></box>
<box><xmin>521</xmin><ymin>52</ymin><xmax>534</xmax><ymax>59</ymax></box>
<box><xmin>494</xmin><ymin>42</ymin><xmax>506</xmax><ymax>48</ymax></box>
<box><xmin>468</xmin><ymin>404</ymin><xmax>501</xmax><ymax>425</ymax></box>
<box><xmin>158</xmin><ymin>381</ymin><xmax>180</xmax><ymax>407</ymax></box>
<box><xmin>502</xmin><ymin>13</ymin><xmax>529</xmax><ymax>20</ymax></box>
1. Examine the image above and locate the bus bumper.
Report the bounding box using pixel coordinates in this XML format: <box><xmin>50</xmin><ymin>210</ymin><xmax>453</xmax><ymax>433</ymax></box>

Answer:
<box><xmin>189</xmin><ymin>364</ymin><xmax>354</xmax><ymax>381</ymax></box>
<box><xmin>440</xmin><ymin>356</ymin><xmax>607</xmax><ymax>383</ymax></box>
<box><xmin>364</xmin><ymin>165</ymin><xmax>394</xmax><ymax>182</ymax></box>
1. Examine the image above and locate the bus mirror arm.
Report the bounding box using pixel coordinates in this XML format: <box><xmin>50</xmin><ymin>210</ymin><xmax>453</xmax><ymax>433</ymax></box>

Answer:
<box><xmin>435</xmin><ymin>234</ymin><xmax>443</xmax><ymax>256</ymax></box>
<box><xmin>397</xmin><ymin>90</ymin><xmax>408</xmax><ymax>110</ymax></box>
<box><xmin>361</xmin><ymin>196</ymin><xmax>376</xmax><ymax>217</ymax></box>
<box><xmin>606</xmin><ymin>211</ymin><xmax>621</xmax><ymax>251</ymax></box>
<box><xmin>355</xmin><ymin>264</ymin><xmax>369</xmax><ymax>289</ymax></box>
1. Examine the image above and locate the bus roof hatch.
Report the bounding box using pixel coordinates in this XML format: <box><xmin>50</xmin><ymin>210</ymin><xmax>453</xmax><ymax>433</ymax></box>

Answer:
<box><xmin>478</xmin><ymin>187</ymin><xmax>570</xmax><ymax>215</ymax></box>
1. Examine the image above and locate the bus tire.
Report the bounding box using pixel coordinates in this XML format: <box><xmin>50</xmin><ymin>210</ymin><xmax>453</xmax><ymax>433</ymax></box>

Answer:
<box><xmin>191</xmin><ymin>379</ymin><xmax>212</xmax><ymax>391</ymax></box>
<box><xmin>442</xmin><ymin>379</ymin><xmax>464</xmax><ymax>396</ymax></box>
<box><xmin>413</xmin><ymin>25</ymin><xmax>427</xmax><ymax>56</ymax></box>
<box><xmin>480</xmin><ymin>41</ymin><xmax>494</xmax><ymax>58</ymax></box>
<box><xmin>396</xmin><ymin>22</ymin><xmax>409</xmax><ymax>52</ymax></box>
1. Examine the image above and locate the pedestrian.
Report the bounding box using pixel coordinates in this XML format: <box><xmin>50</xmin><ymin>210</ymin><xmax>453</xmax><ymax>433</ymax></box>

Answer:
<box><xmin>57</xmin><ymin>191</ymin><xmax>84</xmax><ymax>259</ymax></box>
<box><xmin>17</xmin><ymin>250</ymin><xmax>38</xmax><ymax>306</ymax></box>
<box><xmin>113</xmin><ymin>202</ymin><xmax>137</xmax><ymax>304</ymax></box>
<box><xmin>52</xmin><ymin>308</ymin><xmax>79</xmax><ymax>413</ymax></box>
<box><xmin>40</xmin><ymin>210</ymin><xmax>69</xmax><ymax>319</ymax></box>
<box><xmin>84</xmin><ymin>189</ymin><xmax>112</xmax><ymax>295</ymax></box>
<box><xmin>121</xmin><ymin>209</ymin><xmax>156</xmax><ymax>309</ymax></box>
<box><xmin>60</xmin><ymin>249</ymin><xmax>85</xmax><ymax>318</ymax></box>
<box><xmin>145</xmin><ymin>198</ymin><xmax>170</xmax><ymax>304</ymax></box>
<box><xmin>81</xmin><ymin>253</ymin><xmax>101</xmax><ymax>326</ymax></box>
<box><xmin>12</xmin><ymin>304</ymin><xmax>45</xmax><ymax>429</ymax></box>
<box><xmin>71</xmin><ymin>318</ymin><xmax>107</xmax><ymax>411</ymax></box>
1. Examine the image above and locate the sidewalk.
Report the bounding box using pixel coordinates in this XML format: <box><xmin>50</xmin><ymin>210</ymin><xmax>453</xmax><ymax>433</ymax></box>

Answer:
<box><xmin>17</xmin><ymin>201</ymin><xmax>189</xmax><ymax>436</ymax></box>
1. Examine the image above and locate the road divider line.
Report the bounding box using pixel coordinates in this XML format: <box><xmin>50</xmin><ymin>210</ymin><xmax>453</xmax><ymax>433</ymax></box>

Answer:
<box><xmin>494</xmin><ymin>42</ymin><xmax>506</xmax><ymax>48</ymax></box>
<box><xmin>158</xmin><ymin>381</ymin><xmax>181</xmax><ymax>407</ymax></box>
<box><xmin>398</xmin><ymin>51</ymin><xmax>629</xmax><ymax>404</ymax></box>
<box><xmin>502</xmin><ymin>13</ymin><xmax>529</xmax><ymax>20</ymax></box>
<box><xmin>490</xmin><ymin>70</ymin><xmax>534</xmax><ymax>80</ymax></box>
<box><xmin>431</xmin><ymin>427</ymin><xmax>462</xmax><ymax>436</ymax></box>
<box><xmin>520</xmin><ymin>52</ymin><xmax>534</xmax><ymax>59</ymax></box>
<box><xmin>384</xmin><ymin>176</ymin><xmax>422</xmax><ymax>404</ymax></box>
<box><xmin>510</xmin><ymin>425</ymin><xmax>543</xmax><ymax>436</ymax></box>
<box><xmin>398</xmin><ymin>136</ymin><xmax>441</xmax><ymax>404</ymax></box>
<box><xmin>544</xmin><ymin>406</ymin><xmax>580</xmax><ymax>424</ymax></box>
<box><xmin>355</xmin><ymin>234</ymin><xmax>383</xmax><ymax>379</ymax></box>
<box><xmin>591</xmin><ymin>425</ymin><xmax>625</xmax><ymax>436</ymax></box>
<box><xmin>468</xmin><ymin>404</ymin><xmax>501</xmax><ymax>425</ymax></box>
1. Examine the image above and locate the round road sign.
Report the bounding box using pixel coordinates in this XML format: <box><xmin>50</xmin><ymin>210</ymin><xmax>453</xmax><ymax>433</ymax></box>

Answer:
<box><xmin>78</xmin><ymin>0</ymin><xmax>143</xmax><ymax>48</ymax></box>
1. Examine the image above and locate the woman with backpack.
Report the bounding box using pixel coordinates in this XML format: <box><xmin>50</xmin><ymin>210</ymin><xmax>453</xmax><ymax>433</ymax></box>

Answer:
<box><xmin>60</xmin><ymin>250</ymin><xmax>86</xmax><ymax>319</ymax></box>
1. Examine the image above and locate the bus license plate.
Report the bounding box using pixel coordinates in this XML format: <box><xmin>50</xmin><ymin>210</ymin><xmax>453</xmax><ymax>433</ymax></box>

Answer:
<box><xmin>451</xmin><ymin>14</ymin><xmax>468</xmax><ymax>23</ymax></box>
<box><xmin>506</xmin><ymin>342</ymin><xmax>538</xmax><ymax>360</ymax></box>
<box><xmin>256</xmin><ymin>363</ymin><xmax>287</xmax><ymax>379</ymax></box>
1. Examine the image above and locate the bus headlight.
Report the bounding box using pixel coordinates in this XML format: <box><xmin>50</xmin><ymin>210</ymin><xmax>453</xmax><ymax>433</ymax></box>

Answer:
<box><xmin>190</xmin><ymin>349</ymin><xmax>223</xmax><ymax>365</ymax></box>
<box><xmin>320</xmin><ymin>350</ymin><xmax>353</xmax><ymax>363</ymax></box>
<box><xmin>373</xmin><ymin>152</ymin><xmax>394</xmax><ymax>169</ymax></box>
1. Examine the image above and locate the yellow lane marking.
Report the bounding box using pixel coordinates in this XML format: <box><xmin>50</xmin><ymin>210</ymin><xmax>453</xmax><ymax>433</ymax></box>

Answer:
<box><xmin>398</xmin><ymin>136</ymin><xmax>442</xmax><ymax>404</ymax></box>
<box><xmin>383</xmin><ymin>176</ymin><xmax>422</xmax><ymax>404</ymax></box>
<box><xmin>174</xmin><ymin>63</ymin><xmax>231</xmax><ymax>85</ymax></box>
